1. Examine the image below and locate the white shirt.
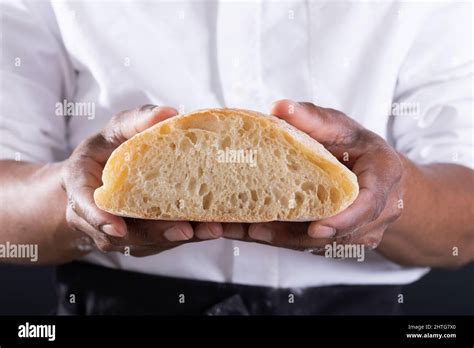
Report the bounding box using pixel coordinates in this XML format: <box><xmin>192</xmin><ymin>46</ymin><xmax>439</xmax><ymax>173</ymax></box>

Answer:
<box><xmin>1</xmin><ymin>0</ymin><xmax>472</xmax><ymax>288</ymax></box>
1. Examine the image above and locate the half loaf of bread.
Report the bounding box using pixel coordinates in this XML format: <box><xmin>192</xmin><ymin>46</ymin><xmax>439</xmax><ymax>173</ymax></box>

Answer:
<box><xmin>94</xmin><ymin>108</ymin><xmax>359</xmax><ymax>222</ymax></box>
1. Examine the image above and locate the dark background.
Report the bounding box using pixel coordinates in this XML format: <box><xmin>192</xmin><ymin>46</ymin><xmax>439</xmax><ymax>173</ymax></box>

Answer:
<box><xmin>0</xmin><ymin>263</ymin><xmax>472</xmax><ymax>315</ymax></box>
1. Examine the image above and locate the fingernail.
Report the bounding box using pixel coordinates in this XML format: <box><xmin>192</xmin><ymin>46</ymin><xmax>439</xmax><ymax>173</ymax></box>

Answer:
<box><xmin>101</xmin><ymin>224</ymin><xmax>124</xmax><ymax>237</ymax></box>
<box><xmin>249</xmin><ymin>226</ymin><xmax>273</xmax><ymax>243</ymax></box>
<box><xmin>164</xmin><ymin>227</ymin><xmax>190</xmax><ymax>242</ymax></box>
<box><xmin>309</xmin><ymin>225</ymin><xmax>336</xmax><ymax>238</ymax></box>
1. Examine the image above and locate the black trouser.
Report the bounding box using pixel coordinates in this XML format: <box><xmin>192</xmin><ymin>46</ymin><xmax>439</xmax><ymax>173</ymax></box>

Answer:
<box><xmin>55</xmin><ymin>261</ymin><xmax>403</xmax><ymax>315</ymax></box>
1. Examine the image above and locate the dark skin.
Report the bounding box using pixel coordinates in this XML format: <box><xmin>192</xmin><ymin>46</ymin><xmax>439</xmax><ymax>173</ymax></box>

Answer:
<box><xmin>61</xmin><ymin>105</ymin><xmax>226</xmax><ymax>258</ymax></box>
<box><xmin>241</xmin><ymin>100</ymin><xmax>403</xmax><ymax>246</ymax></box>
<box><xmin>225</xmin><ymin>100</ymin><xmax>404</xmax><ymax>252</ymax></box>
<box><xmin>225</xmin><ymin>100</ymin><xmax>474</xmax><ymax>268</ymax></box>
<box><xmin>0</xmin><ymin>105</ymin><xmax>223</xmax><ymax>264</ymax></box>
<box><xmin>1</xmin><ymin>101</ymin><xmax>473</xmax><ymax>267</ymax></box>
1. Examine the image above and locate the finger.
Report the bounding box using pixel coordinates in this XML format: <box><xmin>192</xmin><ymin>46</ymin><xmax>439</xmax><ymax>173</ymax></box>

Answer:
<box><xmin>308</xmin><ymin>151</ymin><xmax>401</xmax><ymax>239</ymax></box>
<box><xmin>102</xmin><ymin>105</ymin><xmax>178</xmax><ymax>145</ymax></box>
<box><xmin>67</xmin><ymin>204</ymin><xmax>195</xmax><ymax>251</ymax></box>
<box><xmin>247</xmin><ymin>222</ymin><xmax>330</xmax><ymax>251</ymax></box>
<box><xmin>66</xmin><ymin>206</ymin><xmax>102</xmax><ymax>241</ymax></box>
<box><xmin>70</xmin><ymin>105</ymin><xmax>177</xmax><ymax>165</ymax></box>
<box><xmin>125</xmin><ymin>219</ymin><xmax>194</xmax><ymax>244</ymax></box>
<box><xmin>270</xmin><ymin>100</ymin><xmax>362</xmax><ymax>151</ymax></box>
<box><xmin>308</xmin><ymin>186</ymin><xmax>382</xmax><ymax>239</ymax></box>
<box><xmin>66</xmin><ymin>208</ymin><xmax>126</xmax><ymax>253</ymax></box>
<box><xmin>80</xmin><ymin>105</ymin><xmax>179</xmax><ymax>164</ymax></box>
<box><xmin>194</xmin><ymin>222</ymin><xmax>223</xmax><ymax>240</ymax></box>
<box><xmin>338</xmin><ymin>186</ymin><xmax>401</xmax><ymax>249</ymax></box>
<box><xmin>222</xmin><ymin>223</ymin><xmax>250</xmax><ymax>240</ymax></box>
<box><xmin>68</xmin><ymin>184</ymin><xmax>128</xmax><ymax>238</ymax></box>
<box><xmin>61</xmin><ymin>155</ymin><xmax>128</xmax><ymax>238</ymax></box>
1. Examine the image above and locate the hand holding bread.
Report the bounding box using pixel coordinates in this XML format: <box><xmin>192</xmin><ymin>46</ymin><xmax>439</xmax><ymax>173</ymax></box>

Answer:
<box><xmin>239</xmin><ymin>100</ymin><xmax>404</xmax><ymax>253</ymax></box>
<box><xmin>60</xmin><ymin>105</ymin><xmax>224</xmax><ymax>257</ymax></box>
<box><xmin>63</xmin><ymin>100</ymin><xmax>403</xmax><ymax>256</ymax></box>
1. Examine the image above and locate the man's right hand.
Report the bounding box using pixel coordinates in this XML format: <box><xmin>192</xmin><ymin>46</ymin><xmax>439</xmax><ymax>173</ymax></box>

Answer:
<box><xmin>61</xmin><ymin>105</ymin><xmax>223</xmax><ymax>257</ymax></box>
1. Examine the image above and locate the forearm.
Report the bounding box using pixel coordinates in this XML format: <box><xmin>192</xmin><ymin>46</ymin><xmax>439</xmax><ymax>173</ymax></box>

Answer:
<box><xmin>378</xmin><ymin>155</ymin><xmax>474</xmax><ymax>268</ymax></box>
<box><xmin>0</xmin><ymin>160</ymin><xmax>88</xmax><ymax>265</ymax></box>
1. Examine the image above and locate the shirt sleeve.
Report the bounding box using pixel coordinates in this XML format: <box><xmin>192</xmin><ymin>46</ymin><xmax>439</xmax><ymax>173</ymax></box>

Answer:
<box><xmin>389</xmin><ymin>2</ymin><xmax>474</xmax><ymax>169</ymax></box>
<box><xmin>0</xmin><ymin>0</ymin><xmax>75</xmax><ymax>163</ymax></box>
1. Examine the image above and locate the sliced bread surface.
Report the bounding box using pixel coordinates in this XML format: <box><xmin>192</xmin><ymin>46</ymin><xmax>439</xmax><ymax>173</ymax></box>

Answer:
<box><xmin>94</xmin><ymin>108</ymin><xmax>359</xmax><ymax>222</ymax></box>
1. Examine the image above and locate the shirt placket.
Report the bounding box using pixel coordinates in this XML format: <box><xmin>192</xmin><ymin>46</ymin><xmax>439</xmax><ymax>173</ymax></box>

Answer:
<box><xmin>216</xmin><ymin>0</ymin><xmax>279</xmax><ymax>287</ymax></box>
<box><xmin>216</xmin><ymin>0</ymin><xmax>264</xmax><ymax>109</ymax></box>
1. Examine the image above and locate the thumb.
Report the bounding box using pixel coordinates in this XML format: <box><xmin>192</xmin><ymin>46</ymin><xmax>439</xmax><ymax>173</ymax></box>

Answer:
<box><xmin>270</xmin><ymin>99</ymin><xmax>361</xmax><ymax>149</ymax></box>
<box><xmin>103</xmin><ymin>105</ymin><xmax>178</xmax><ymax>145</ymax></box>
